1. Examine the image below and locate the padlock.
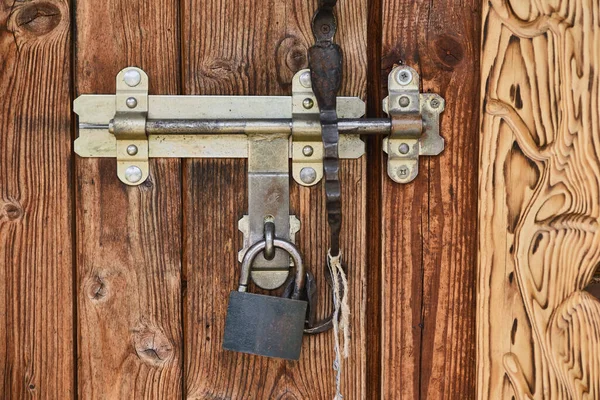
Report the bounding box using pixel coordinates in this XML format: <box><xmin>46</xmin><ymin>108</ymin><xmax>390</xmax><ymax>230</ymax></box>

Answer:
<box><xmin>223</xmin><ymin>238</ymin><xmax>308</xmax><ymax>360</ymax></box>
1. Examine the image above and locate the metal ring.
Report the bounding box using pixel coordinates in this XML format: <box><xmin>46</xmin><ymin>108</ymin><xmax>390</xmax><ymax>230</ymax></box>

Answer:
<box><xmin>239</xmin><ymin>239</ymin><xmax>305</xmax><ymax>299</ymax></box>
<box><xmin>263</xmin><ymin>221</ymin><xmax>275</xmax><ymax>260</ymax></box>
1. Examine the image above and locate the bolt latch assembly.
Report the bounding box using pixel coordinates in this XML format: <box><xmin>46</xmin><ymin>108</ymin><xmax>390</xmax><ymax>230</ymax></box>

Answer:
<box><xmin>73</xmin><ymin>64</ymin><xmax>444</xmax><ymax>360</ymax></box>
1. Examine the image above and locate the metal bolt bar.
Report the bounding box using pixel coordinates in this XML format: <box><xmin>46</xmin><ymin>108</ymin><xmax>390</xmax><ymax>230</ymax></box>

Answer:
<box><xmin>82</xmin><ymin>118</ymin><xmax>392</xmax><ymax>136</ymax></box>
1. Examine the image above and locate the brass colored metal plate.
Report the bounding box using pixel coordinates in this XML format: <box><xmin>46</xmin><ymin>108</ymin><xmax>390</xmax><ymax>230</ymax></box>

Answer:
<box><xmin>382</xmin><ymin>66</ymin><xmax>445</xmax><ymax>183</ymax></box>
<box><xmin>74</xmin><ymin>94</ymin><xmax>366</xmax><ymax>159</ymax></box>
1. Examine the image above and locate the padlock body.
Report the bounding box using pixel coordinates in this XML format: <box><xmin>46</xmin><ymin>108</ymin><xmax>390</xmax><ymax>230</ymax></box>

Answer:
<box><xmin>223</xmin><ymin>291</ymin><xmax>307</xmax><ymax>360</ymax></box>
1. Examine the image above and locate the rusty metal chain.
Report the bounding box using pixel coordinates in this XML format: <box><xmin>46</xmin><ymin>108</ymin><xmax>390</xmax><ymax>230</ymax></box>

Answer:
<box><xmin>308</xmin><ymin>0</ymin><xmax>343</xmax><ymax>257</ymax></box>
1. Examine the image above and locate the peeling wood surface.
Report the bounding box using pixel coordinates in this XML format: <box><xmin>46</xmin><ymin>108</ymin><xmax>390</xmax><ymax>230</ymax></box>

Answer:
<box><xmin>380</xmin><ymin>0</ymin><xmax>481</xmax><ymax>398</ymax></box>
<box><xmin>0</xmin><ymin>0</ymin><xmax>74</xmax><ymax>397</ymax></box>
<box><xmin>181</xmin><ymin>0</ymin><xmax>367</xmax><ymax>397</ymax></box>
<box><xmin>74</xmin><ymin>0</ymin><xmax>183</xmax><ymax>398</ymax></box>
<box><xmin>478</xmin><ymin>0</ymin><xmax>600</xmax><ymax>398</ymax></box>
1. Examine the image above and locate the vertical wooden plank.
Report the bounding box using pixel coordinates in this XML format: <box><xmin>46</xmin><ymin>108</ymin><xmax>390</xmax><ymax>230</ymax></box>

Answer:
<box><xmin>366</xmin><ymin>1</ymin><xmax>384</xmax><ymax>398</ymax></box>
<box><xmin>478</xmin><ymin>0</ymin><xmax>600</xmax><ymax>398</ymax></box>
<box><xmin>182</xmin><ymin>0</ymin><xmax>367</xmax><ymax>397</ymax></box>
<box><xmin>0</xmin><ymin>0</ymin><xmax>74</xmax><ymax>397</ymax></box>
<box><xmin>380</xmin><ymin>1</ymin><xmax>481</xmax><ymax>398</ymax></box>
<box><xmin>74</xmin><ymin>0</ymin><xmax>182</xmax><ymax>398</ymax></box>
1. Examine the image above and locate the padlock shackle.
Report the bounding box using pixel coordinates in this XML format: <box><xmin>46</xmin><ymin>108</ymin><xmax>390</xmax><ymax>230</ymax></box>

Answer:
<box><xmin>239</xmin><ymin>239</ymin><xmax>306</xmax><ymax>300</ymax></box>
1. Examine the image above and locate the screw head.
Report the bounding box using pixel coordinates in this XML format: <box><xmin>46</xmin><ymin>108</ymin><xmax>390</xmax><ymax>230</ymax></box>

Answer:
<box><xmin>302</xmin><ymin>145</ymin><xmax>314</xmax><ymax>157</ymax></box>
<box><xmin>126</xmin><ymin>144</ymin><xmax>138</xmax><ymax>156</ymax></box>
<box><xmin>399</xmin><ymin>96</ymin><xmax>410</xmax><ymax>107</ymax></box>
<box><xmin>300</xmin><ymin>167</ymin><xmax>317</xmax><ymax>184</ymax></box>
<box><xmin>398</xmin><ymin>143</ymin><xmax>410</xmax><ymax>154</ymax></box>
<box><xmin>396</xmin><ymin>69</ymin><xmax>413</xmax><ymax>85</ymax></box>
<box><xmin>398</xmin><ymin>166</ymin><xmax>409</xmax><ymax>177</ymax></box>
<box><xmin>302</xmin><ymin>98</ymin><xmax>314</xmax><ymax>109</ymax></box>
<box><xmin>126</xmin><ymin>97</ymin><xmax>138</xmax><ymax>108</ymax></box>
<box><xmin>299</xmin><ymin>72</ymin><xmax>312</xmax><ymax>88</ymax></box>
<box><xmin>124</xmin><ymin>165</ymin><xmax>142</xmax><ymax>183</ymax></box>
<box><xmin>123</xmin><ymin>69</ymin><xmax>142</xmax><ymax>87</ymax></box>
<box><xmin>430</xmin><ymin>98</ymin><xmax>440</xmax><ymax>109</ymax></box>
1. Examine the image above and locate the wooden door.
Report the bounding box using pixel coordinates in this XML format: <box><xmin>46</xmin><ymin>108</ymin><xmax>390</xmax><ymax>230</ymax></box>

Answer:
<box><xmin>0</xmin><ymin>0</ymin><xmax>479</xmax><ymax>399</ymax></box>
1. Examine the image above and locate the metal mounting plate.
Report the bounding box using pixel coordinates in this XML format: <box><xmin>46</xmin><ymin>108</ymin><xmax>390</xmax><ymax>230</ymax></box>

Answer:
<box><xmin>291</xmin><ymin>69</ymin><xmax>323</xmax><ymax>186</ymax></box>
<box><xmin>382</xmin><ymin>66</ymin><xmax>445</xmax><ymax>183</ymax></box>
<box><xmin>74</xmin><ymin>95</ymin><xmax>365</xmax><ymax>159</ymax></box>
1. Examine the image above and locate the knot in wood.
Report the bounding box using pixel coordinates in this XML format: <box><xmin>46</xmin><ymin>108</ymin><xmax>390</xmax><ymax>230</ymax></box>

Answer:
<box><xmin>132</xmin><ymin>325</ymin><xmax>174</xmax><ymax>366</ymax></box>
<box><xmin>12</xmin><ymin>2</ymin><xmax>62</xmax><ymax>37</ymax></box>
<box><xmin>3</xmin><ymin>200</ymin><xmax>24</xmax><ymax>221</ymax></box>
<box><xmin>432</xmin><ymin>34</ymin><xmax>465</xmax><ymax>70</ymax></box>
<box><xmin>85</xmin><ymin>275</ymin><xmax>109</xmax><ymax>302</ymax></box>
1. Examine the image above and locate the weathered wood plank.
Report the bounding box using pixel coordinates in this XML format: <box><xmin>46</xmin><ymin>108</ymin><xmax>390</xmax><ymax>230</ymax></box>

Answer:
<box><xmin>478</xmin><ymin>0</ymin><xmax>600</xmax><ymax>398</ymax></box>
<box><xmin>182</xmin><ymin>0</ymin><xmax>367</xmax><ymax>397</ymax></box>
<box><xmin>0</xmin><ymin>0</ymin><xmax>74</xmax><ymax>397</ymax></box>
<box><xmin>74</xmin><ymin>0</ymin><xmax>183</xmax><ymax>397</ymax></box>
<box><xmin>380</xmin><ymin>0</ymin><xmax>480</xmax><ymax>398</ymax></box>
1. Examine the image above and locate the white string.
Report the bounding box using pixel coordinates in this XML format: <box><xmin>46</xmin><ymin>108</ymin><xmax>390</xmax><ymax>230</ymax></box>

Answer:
<box><xmin>328</xmin><ymin>250</ymin><xmax>350</xmax><ymax>400</ymax></box>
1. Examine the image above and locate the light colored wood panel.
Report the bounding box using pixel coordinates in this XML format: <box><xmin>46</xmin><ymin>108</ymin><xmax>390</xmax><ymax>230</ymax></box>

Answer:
<box><xmin>182</xmin><ymin>0</ymin><xmax>367</xmax><ymax>397</ymax></box>
<box><xmin>478</xmin><ymin>0</ymin><xmax>600</xmax><ymax>398</ymax></box>
<box><xmin>380</xmin><ymin>0</ymin><xmax>480</xmax><ymax>398</ymax></box>
<box><xmin>74</xmin><ymin>0</ymin><xmax>183</xmax><ymax>397</ymax></box>
<box><xmin>0</xmin><ymin>0</ymin><xmax>74</xmax><ymax>397</ymax></box>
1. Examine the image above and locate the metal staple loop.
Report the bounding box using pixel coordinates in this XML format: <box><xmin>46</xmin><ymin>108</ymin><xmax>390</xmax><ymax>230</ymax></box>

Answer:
<box><xmin>263</xmin><ymin>218</ymin><xmax>275</xmax><ymax>261</ymax></box>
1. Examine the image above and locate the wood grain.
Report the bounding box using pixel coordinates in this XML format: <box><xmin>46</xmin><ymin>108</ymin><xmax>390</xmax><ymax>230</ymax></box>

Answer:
<box><xmin>380</xmin><ymin>1</ymin><xmax>481</xmax><ymax>398</ymax></box>
<box><xmin>478</xmin><ymin>0</ymin><xmax>600</xmax><ymax>398</ymax></box>
<box><xmin>0</xmin><ymin>0</ymin><xmax>74</xmax><ymax>397</ymax></box>
<box><xmin>74</xmin><ymin>0</ymin><xmax>183</xmax><ymax>398</ymax></box>
<box><xmin>181</xmin><ymin>0</ymin><xmax>367</xmax><ymax>397</ymax></box>
<box><xmin>365</xmin><ymin>0</ymin><xmax>384</xmax><ymax>397</ymax></box>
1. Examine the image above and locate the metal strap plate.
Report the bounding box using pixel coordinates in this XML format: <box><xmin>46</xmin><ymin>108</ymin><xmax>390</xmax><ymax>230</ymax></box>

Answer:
<box><xmin>382</xmin><ymin>66</ymin><xmax>445</xmax><ymax>183</ymax></box>
<box><xmin>74</xmin><ymin>95</ymin><xmax>365</xmax><ymax>159</ymax></box>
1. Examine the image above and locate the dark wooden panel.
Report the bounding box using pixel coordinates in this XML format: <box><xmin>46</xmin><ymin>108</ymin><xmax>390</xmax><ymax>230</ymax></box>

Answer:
<box><xmin>380</xmin><ymin>0</ymin><xmax>481</xmax><ymax>398</ymax></box>
<box><xmin>181</xmin><ymin>0</ymin><xmax>367</xmax><ymax>397</ymax></box>
<box><xmin>365</xmin><ymin>0</ymin><xmax>384</xmax><ymax>398</ymax></box>
<box><xmin>0</xmin><ymin>0</ymin><xmax>74</xmax><ymax>397</ymax></box>
<box><xmin>74</xmin><ymin>0</ymin><xmax>183</xmax><ymax>397</ymax></box>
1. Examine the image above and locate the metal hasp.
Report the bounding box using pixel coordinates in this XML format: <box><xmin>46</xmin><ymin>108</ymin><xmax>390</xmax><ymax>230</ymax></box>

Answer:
<box><xmin>73</xmin><ymin>66</ymin><xmax>445</xmax><ymax>287</ymax></box>
<box><xmin>382</xmin><ymin>66</ymin><xmax>445</xmax><ymax>183</ymax></box>
<box><xmin>74</xmin><ymin>67</ymin><xmax>365</xmax><ymax>290</ymax></box>
<box><xmin>244</xmin><ymin>134</ymin><xmax>293</xmax><ymax>289</ymax></box>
